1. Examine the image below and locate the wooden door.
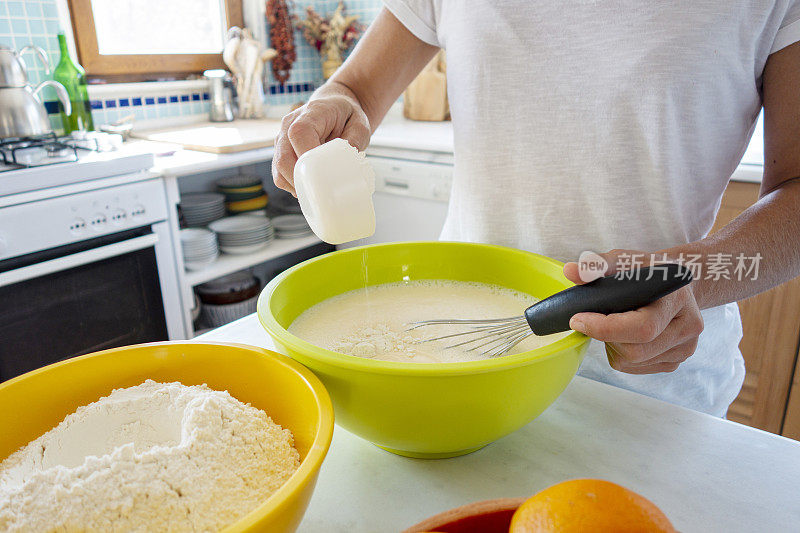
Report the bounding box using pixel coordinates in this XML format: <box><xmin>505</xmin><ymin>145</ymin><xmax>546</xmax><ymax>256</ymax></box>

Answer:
<box><xmin>710</xmin><ymin>181</ymin><xmax>800</xmax><ymax>434</ymax></box>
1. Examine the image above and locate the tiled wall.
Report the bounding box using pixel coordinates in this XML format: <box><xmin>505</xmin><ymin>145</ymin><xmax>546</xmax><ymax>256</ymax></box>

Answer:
<box><xmin>89</xmin><ymin>91</ymin><xmax>212</xmax><ymax>127</ymax></box>
<box><xmin>266</xmin><ymin>0</ymin><xmax>382</xmax><ymax>105</ymax></box>
<box><xmin>0</xmin><ymin>0</ymin><xmax>382</xmax><ymax>131</ymax></box>
<box><xmin>0</xmin><ymin>0</ymin><xmax>60</xmax><ymax>88</ymax></box>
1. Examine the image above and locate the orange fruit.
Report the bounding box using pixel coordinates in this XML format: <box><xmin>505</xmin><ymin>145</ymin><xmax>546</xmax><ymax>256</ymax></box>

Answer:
<box><xmin>509</xmin><ymin>479</ymin><xmax>675</xmax><ymax>533</ymax></box>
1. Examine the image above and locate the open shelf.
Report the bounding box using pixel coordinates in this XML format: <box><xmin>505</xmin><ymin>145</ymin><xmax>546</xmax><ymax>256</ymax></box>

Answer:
<box><xmin>184</xmin><ymin>234</ymin><xmax>322</xmax><ymax>287</ymax></box>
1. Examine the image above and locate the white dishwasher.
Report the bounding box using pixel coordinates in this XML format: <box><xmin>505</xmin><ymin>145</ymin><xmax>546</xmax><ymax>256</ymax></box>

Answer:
<box><xmin>339</xmin><ymin>154</ymin><xmax>453</xmax><ymax>248</ymax></box>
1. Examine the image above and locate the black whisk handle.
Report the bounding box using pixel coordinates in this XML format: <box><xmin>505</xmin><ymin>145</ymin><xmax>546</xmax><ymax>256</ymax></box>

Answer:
<box><xmin>523</xmin><ymin>264</ymin><xmax>693</xmax><ymax>336</ymax></box>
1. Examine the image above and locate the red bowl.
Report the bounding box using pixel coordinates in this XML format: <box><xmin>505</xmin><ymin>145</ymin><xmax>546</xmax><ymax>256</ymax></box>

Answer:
<box><xmin>403</xmin><ymin>498</ymin><xmax>526</xmax><ymax>533</ymax></box>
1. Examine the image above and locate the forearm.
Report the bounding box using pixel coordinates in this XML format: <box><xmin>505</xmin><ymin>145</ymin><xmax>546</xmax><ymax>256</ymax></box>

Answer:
<box><xmin>661</xmin><ymin>178</ymin><xmax>800</xmax><ymax>309</ymax></box>
<box><xmin>310</xmin><ymin>8</ymin><xmax>438</xmax><ymax>132</ymax></box>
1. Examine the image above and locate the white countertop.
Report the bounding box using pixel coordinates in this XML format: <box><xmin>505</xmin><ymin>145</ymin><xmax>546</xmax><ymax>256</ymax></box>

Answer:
<box><xmin>369</xmin><ymin>112</ymin><xmax>454</xmax><ymax>154</ymax></box>
<box><xmin>196</xmin><ymin>314</ymin><xmax>800</xmax><ymax>533</ymax></box>
<box><xmin>121</xmin><ymin>108</ymin><xmax>455</xmax><ymax>179</ymax></box>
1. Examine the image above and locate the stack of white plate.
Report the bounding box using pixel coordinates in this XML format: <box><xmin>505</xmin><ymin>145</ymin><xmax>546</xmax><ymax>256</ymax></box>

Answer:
<box><xmin>180</xmin><ymin>193</ymin><xmax>226</xmax><ymax>227</ymax></box>
<box><xmin>208</xmin><ymin>215</ymin><xmax>274</xmax><ymax>255</ymax></box>
<box><xmin>180</xmin><ymin>228</ymin><xmax>219</xmax><ymax>270</ymax></box>
<box><xmin>271</xmin><ymin>215</ymin><xmax>313</xmax><ymax>238</ymax></box>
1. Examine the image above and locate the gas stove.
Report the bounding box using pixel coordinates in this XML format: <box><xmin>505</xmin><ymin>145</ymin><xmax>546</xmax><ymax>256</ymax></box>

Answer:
<box><xmin>0</xmin><ymin>134</ymin><xmax>80</xmax><ymax>170</ymax></box>
<box><xmin>0</xmin><ymin>131</ymin><xmax>130</xmax><ymax>171</ymax></box>
<box><xmin>0</xmin><ymin>134</ymin><xmax>155</xmax><ymax>197</ymax></box>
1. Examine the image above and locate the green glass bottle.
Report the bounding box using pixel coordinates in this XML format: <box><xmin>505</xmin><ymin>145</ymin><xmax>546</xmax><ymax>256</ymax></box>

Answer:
<box><xmin>53</xmin><ymin>33</ymin><xmax>94</xmax><ymax>134</ymax></box>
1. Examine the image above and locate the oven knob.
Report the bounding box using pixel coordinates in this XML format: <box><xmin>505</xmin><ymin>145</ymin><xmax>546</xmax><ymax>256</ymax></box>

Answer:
<box><xmin>109</xmin><ymin>208</ymin><xmax>128</xmax><ymax>225</ymax></box>
<box><xmin>69</xmin><ymin>218</ymin><xmax>87</xmax><ymax>235</ymax></box>
<box><xmin>89</xmin><ymin>213</ymin><xmax>107</xmax><ymax>231</ymax></box>
<box><xmin>131</xmin><ymin>204</ymin><xmax>146</xmax><ymax>217</ymax></box>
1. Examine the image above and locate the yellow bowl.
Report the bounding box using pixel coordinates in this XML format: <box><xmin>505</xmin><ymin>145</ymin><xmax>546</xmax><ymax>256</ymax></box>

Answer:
<box><xmin>227</xmin><ymin>194</ymin><xmax>268</xmax><ymax>212</ymax></box>
<box><xmin>0</xmin><ymin>342</ymin><xmax>334</xmax><ymax>533</ymax></box>
<box><xmin>257</xmin><ymin>242</ymin><xmax>591</xmax><ymax>458</ymax></box>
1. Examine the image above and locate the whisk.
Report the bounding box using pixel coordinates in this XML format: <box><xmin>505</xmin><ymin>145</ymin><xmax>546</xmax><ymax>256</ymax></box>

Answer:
<box><xmin>408</xmin><ymin>264</ymin><xmax>692</xmax><ymax>357</ymax></box>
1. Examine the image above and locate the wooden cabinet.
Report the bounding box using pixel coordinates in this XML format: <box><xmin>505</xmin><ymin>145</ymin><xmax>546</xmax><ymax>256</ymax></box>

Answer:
<box><xmin>710</xmin><ymin>180</ymin><xmax>800</xmax><ymax>437</ymax></box>
<box><xmin>783</xmin><ymin>355</ymin><xmax>800</xmax><ymax>439</ymax></box>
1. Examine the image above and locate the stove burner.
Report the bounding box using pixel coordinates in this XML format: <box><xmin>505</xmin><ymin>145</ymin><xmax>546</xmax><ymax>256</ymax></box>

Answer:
<box><xmin>46</xmin><ymin>145</ymin><xmax>71</xmax><ymax>158</ymax></box>
<box><xmin>0</xmin><ymin>133</ymin><xmax>81</xmax><ymax>170</ymax></box>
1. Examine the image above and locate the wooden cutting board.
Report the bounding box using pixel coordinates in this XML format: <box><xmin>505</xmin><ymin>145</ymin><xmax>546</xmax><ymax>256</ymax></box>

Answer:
<box><xmin>132</xmin><ymin>119</ymin><xmax>282</xmax><ymax>154</ymax></box>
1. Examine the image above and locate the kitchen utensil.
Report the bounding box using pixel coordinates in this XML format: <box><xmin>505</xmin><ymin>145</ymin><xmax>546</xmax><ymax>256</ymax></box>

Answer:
<box><xmin>180</xmin><ymin>228</ymin><xmax>219</xmax><ymax>270</ymax></box>
<box><xmin>0</xmin><ymin>81</ymin><xmax>71</xmax><ymax>139</ymax></box>
<box><xmin>294</xmin><ymin>138</ymin><xmax>376</xmax><ymax>244</ymax></box>
<box><xmin>210</xmin><ymin>215</ymin><xmax>274</xmax><ymax>254</ymax></box>
<box><xmin>99</xmin><ymin>115</ymin><xmax>134</xmax><ymax>140</ymax></box>
<box><xmin>0</xmin><ymin>44</ymin><xmax>49</xmax><ymax>87</ymax></box>
<box><xmin>227</xmin><ymin>193</ymin><xmax>268</xmax><ymax>213</ymax></box>
<box><xmin>209</xmin><ymin>214</ymin><xmax>272</xmax><ymax>234</ymax></box>
<box><xmin>403</xmin><ymin>50</ymin><xmax>448</xmax><ymax>121</ymax></box>
<box><xmin>196</xmin><ymin>271</ymin><xmax>260</xmax><ymax>305</ymax></box>
<box><xmin>131</xmin><ymin>119</ymin><xmax>282</xmax><ymax>154</ymax></box>
<box><xmin>222</xmin><ymin>27</ymin><xmax>242</xmax><ymax>90</ymax></box>
<box><xmin>403</xmin><ymin>497</ymin><xmax>526</xmax><ymax>533</ymax></box>
<box><xmin>217</xmin><ymin>174</ymin><xmax>263</xmax><ymax>190</ymax></box>
<box><xmin>272</xmin><ymin>214</ymin><xmax>312</xmax><ymax>238</ymax></box>
<box><xmin>200</xmin><ymin>294</ymin><xmax>260</xmax><ymax>327</ymax></box>
<box><xmin>0</xmin><ymin>342</ymin><xmax>333</xmax><ymax>532</ymax></box>
<box><xmin>224</xmin><ymin>27</ymin><xmax>277</xmax><ymax>119</ymax></box>
<box><xmin>217</xmin><ymin>175</ymin><xmax>267</xmax><ymax>206</ymax></box>
<box><xmin>270</xmin><ymin>191</ymin><xmax>303</xmax><ymax>215</ymax></box>
<box><xmin>220</xmin><ymin>242</ymin><xmax>272</xmax><ymax>255</ymax></box>
<box><xmin>257</xmin><ymin>241</ymin><xmax>592</xmax><ymax>458</ymax></box>
<box><xmin>204</xmin><ymin>69</ymin><xmax>236</xmax><ymax>122</ymax></box>
<box><xmin>180</xmin><ymin>192</ymin><xmax>226</xmax><ymax>227</ymax></box>
<box><xmin>190</xmin><ymin>292</ymin><xmax>202</xmax><ymax>322</ymax></box>
<box><xmin>409</xmin><ymin>264</ymin><xmax>693</xmax><ymax>357</ymax></box>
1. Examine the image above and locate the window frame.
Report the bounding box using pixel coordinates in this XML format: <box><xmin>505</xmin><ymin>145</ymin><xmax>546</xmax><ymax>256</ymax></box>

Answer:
<box><xmin>67</xmin><ymin>0</ymin><xmax>243</xmax><ymax>81</ymax></box>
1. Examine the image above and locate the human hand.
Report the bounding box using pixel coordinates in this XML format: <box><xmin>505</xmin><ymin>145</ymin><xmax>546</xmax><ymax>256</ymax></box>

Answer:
<box><xmin>271</xmin><ymin>94</ymin><xmax>371</xmax><ymax>196</ymax></box>
<box><xmin>562</xmin><ymin>250</ymin><xmax>704</xmax><ymax>374</ymax></box>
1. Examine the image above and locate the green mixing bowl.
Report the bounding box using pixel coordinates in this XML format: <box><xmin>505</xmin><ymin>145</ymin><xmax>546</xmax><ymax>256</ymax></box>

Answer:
<box><xmin>257</xmin><ymin>242</ymin><xmax>590</xmax><ymax>458</ymax></box>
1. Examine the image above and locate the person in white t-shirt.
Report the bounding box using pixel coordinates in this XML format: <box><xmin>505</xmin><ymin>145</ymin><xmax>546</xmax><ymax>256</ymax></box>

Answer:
<box><xmin>271</xmin><ymin>2</ymin><xmax>800</xmax><ymax>417</ymax></box>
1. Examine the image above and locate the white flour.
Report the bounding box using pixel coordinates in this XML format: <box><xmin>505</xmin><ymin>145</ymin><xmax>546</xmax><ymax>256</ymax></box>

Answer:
<box><xmin>289</xmin><ymin>279</ymin><xmax>570</xmax><ymax>363</ymax></box>
<box><xmin>0</xmin><ymin>380</ymin><xmax>300</xmax><ymax>532</ymax></box>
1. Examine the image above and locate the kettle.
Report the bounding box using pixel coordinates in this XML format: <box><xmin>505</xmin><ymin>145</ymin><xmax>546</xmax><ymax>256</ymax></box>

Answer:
<box><xmin>0</xmin><ymin>44</ymin><xmax>72</xmax><ymax>139</ymax></box>
<box><xmin>0</xmin><ymin>44</ymin><xmax>50</xmax><ymax>87</ymax></box>
<box><xmin>0</xmin><ymin>81</ymin><xmax>71</xmax><ymax>139</ymax></box>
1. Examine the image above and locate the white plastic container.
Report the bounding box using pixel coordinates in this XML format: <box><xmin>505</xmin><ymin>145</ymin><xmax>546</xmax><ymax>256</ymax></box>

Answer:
<box><xmin>293</xmin><ymin>138</ymin><xmax>376</xmax><ymax>245</ymax></box>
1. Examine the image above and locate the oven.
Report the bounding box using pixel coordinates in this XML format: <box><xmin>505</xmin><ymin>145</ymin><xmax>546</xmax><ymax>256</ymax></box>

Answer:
<box><xmin>0</xmin><ymin>175</ymin><xmax>183</xmax><ymax>381</ymax></box>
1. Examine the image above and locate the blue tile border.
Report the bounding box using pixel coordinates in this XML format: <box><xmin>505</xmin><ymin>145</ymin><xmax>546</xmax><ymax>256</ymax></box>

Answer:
<box><xmin>145</xmin><ymin>97</ymin><xmax>155</xmax><ymax>105</ymax></box>
<box><xmin>268</xmin><ymin>82</ymin><xmax>314</xmax><ymax>96</ymax></box>
<box><xmin>157</xmin><ymin>96</ymin><xmax>167</xmax><ymax>104</ymax></box>
<box><xmin>132</xmin><ymin>97</ymin><xmax>142</xmax><ymax>106</ymax></box>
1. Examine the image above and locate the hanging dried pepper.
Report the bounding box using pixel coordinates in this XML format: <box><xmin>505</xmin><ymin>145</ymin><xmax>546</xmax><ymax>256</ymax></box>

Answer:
<box><xmin>266</xmin><ymin>0</ymin><xmax>297</xmax><ymax>85</ymax></box>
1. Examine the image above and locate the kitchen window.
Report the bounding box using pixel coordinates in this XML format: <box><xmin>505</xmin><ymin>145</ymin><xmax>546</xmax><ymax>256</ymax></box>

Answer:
<box><xmin>67</xmin><ymin>0</ymin><xmax>243</xmax><ymax>81</ymax></box>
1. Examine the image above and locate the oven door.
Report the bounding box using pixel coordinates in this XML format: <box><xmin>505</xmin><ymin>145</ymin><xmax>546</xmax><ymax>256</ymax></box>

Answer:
<box><xmin>0</xmin><ymin>226</ymin><xmax>169</xmax><ymax>381</ymax></box>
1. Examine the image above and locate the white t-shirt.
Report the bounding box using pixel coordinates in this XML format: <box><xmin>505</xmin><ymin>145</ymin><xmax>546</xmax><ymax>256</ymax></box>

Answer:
<box><xmin>383</xmin><ymin>0</ymin><xmax>800</xmax><ymax>416</ymax></box>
